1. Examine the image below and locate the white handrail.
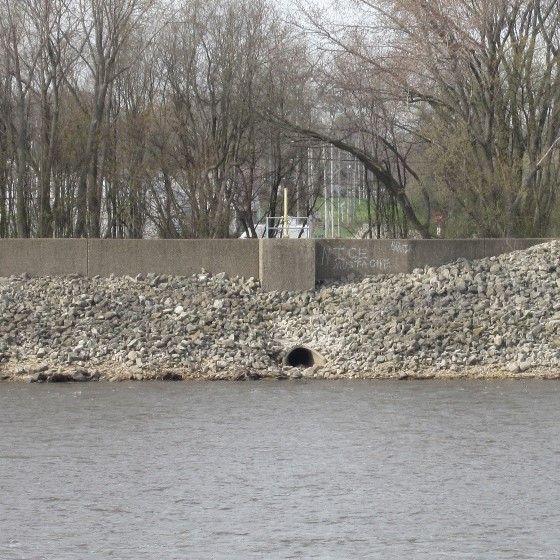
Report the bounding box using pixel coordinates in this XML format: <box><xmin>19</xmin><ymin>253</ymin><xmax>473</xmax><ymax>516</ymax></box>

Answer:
<box><xmin>265</xmin><ymin>216</ymin><xmax>312</xmax><ymax>239</ymax></box>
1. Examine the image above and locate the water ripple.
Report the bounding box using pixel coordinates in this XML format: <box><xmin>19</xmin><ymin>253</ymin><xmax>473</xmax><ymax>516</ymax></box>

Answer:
<box><xmin>1</xmin><ymin>380</ymin><xmax>560</xmax><ymax>559</ymax></box>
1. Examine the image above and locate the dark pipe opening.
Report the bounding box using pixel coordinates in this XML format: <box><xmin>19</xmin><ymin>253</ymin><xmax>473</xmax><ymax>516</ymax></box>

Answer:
<box><xmin>286</xmin><ymin>347</ymin><xmax>315</xmax><ymax>368</ymax></box>
<box><xmin>283</xmin><ymin>346</ymin><xmax>326</xmax><ymax>368</ymax></box>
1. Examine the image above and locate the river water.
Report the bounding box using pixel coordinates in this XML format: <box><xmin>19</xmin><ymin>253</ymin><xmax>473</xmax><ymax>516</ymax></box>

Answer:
<box><xmin>1</xmin><ymin>380</ymin><xmax>560</xmax><ymax>559</ymax></box>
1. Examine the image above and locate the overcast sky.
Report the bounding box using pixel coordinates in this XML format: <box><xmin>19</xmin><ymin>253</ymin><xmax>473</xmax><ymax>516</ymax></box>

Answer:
<box><xmin>282</xmin><ymin>0</ymin><xmax>362</xmax><ymax>25</ymax></box>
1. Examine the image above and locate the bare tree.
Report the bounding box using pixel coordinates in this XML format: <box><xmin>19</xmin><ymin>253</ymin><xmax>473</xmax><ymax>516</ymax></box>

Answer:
<box><xmin>0</xmin><ymin>0</ymin><xmax>326</xmax><ymax>240</ymax></box>
<box><xmin>69</xmin><ymin>0</ymin><xmax>156</xmax><ymax>238</ymax></box>
<box><xmin>154</xmin><ymin>0</ymin><xmax>299</xmax><ymax>238</ymax></box>
<box><xmin>0</xmin><ymin>0</ymin><xmax>43</xmax><ymax>237</ymax></box>
<box><xmin>23</xmin><ymin>0</ymin><xmax>81</xmax><ymax>237</ymax></box>
<box><xmin>283</xmin><ymin>1</ymin><xmax>432</xmax><ymax>238</ymax></box>
<box><xmin>296</xmin><ymin>0</ymin><xmax>560</xmax><ymax>237</ymax></box>
<box><xmin>0</xmin><ymin>71</ymin><xmax>11</xmax><ymax>238</ymax></box>
<box><xmin>399</xmin><ymin>0</ymin><xmax>560</xmax><ymax>236</ymax></box>
<box><xmin>104</xmin><ymin>22</ymin><xmax>160</xmax><ymax>238</ymax></box>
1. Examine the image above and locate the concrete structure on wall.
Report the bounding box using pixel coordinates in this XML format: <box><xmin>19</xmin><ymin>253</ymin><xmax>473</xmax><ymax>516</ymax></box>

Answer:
<box><xmin>259</xmin><ymin>239</ymin><xmax>315</xmax><ymax>291</ymax></box>
<box><xmin>0</xmin><ymin>238</ymin><xmax>554</xmax><ymax>291</ymax></box>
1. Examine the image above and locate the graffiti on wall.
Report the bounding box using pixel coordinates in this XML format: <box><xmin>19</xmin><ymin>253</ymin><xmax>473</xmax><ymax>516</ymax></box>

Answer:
<box><xmin>319</xmin><ymin>241</ymin><xmax>413</xmax><ymax>273</ymax></box>
<box><xmin>390</xmin><ymin>241</ymin><xmax>411</xmax><ymax>254</ymax></box>
<box><xmin>320</xmin><ymin>246</ymin><xmax>392</xmax><ymax>272</ymax></box>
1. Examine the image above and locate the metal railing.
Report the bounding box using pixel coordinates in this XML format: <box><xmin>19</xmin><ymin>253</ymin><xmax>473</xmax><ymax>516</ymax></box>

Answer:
<box><xmin>265</xmin><ymin>216</ymin><xmax>312</xmax><ymax>239</ymax></box>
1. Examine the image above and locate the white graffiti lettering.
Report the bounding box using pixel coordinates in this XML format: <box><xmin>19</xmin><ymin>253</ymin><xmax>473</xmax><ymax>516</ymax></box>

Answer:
<box><xmin>391</xmin><ymin>241</ymin><xmax>411</xmax><ymax>254</ymax></box>
<box><xmin>321</xmin><ymin>246</ymin><xmax>392</xmax><ymax>272</ymax></box>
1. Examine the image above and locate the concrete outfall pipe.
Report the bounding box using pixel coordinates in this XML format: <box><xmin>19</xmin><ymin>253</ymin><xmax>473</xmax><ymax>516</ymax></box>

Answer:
<box><xmin>283</xmin><ymin>346</ymin><xmax>326</xmax><ymax>368</ymax></box>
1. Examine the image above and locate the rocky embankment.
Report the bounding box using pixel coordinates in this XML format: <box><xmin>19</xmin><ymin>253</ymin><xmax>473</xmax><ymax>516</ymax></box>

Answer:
<box><xmin>1</xmin><ymin>241</ymin><xmax>560</xmax><ymax>382</ymax></box>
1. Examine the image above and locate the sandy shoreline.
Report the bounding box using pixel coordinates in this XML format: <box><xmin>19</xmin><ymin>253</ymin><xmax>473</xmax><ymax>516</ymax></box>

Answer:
<box><xmin>3</xmin><ymin>358</ymin><xmax>560</xmax><ymax>383</ymax></box>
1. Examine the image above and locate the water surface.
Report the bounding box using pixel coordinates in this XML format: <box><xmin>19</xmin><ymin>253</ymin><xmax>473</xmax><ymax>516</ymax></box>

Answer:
<box><xmin>1</xmin><ymin>380</ymin><xmax>559</xmax><ymax>559</ymax></box>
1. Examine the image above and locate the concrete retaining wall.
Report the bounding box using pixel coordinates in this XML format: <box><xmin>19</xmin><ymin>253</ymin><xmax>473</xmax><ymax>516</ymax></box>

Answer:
<box><xmin>0</xmin><ymin>239</ymin><xmax>88</xmax><ymax>277</ymax></box>
<box><xmin>88</xmin><ymin>239</ymin><xmax>259</xmax><ymax>278</ymax></box>
<box><xmin>316</xmin><ymin>238</ymin><xmax>552</xmax><ymax>281</ymax></box>
<box><xmin>0</xmin><ymin>238</ymin><xmax>554</xmax><ymax>290</ymax></box>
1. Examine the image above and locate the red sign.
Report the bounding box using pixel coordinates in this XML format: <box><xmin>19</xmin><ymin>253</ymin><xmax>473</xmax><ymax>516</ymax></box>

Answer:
<box><xmin>435</xmin><ymin>212</ymin><xmax>444</xmax><ymax>224</ymax></box>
